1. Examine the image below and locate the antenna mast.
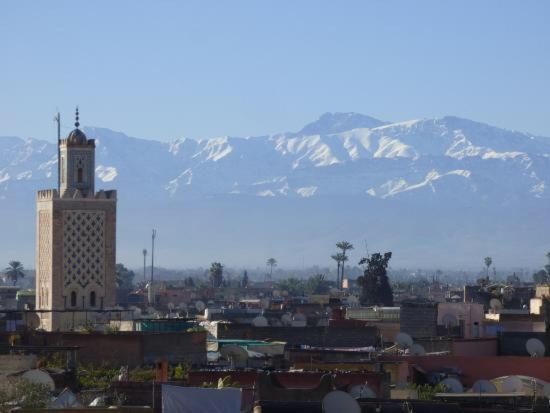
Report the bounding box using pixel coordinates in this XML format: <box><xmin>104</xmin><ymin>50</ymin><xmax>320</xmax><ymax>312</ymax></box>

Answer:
<box><xmin>54</xmin><ymin>112</ymin><xmax>61</xmax><ymax>191</ymax></box>
<box><xmin>150</xmin><ymin>229</ymin><xmax>156</xmax><ymax>283</ymax></box>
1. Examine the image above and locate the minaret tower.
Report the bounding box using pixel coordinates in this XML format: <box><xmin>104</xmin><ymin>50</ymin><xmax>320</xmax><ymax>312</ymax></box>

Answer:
<box><xmin>36</xmin><ymin>108</ymin><xmax>117</xmax><ymax>331</ymax></box>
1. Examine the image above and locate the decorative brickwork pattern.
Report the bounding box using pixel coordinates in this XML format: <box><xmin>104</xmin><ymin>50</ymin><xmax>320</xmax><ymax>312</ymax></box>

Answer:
<box><xmin>38</xmin><ymin>210</ymin><xmax>52</xmax><ymax>308</ymax></box>
<box><xmin>62</xmin><ymin>210</ymin><xmax>105</xmax><ymax>290</ymax></box>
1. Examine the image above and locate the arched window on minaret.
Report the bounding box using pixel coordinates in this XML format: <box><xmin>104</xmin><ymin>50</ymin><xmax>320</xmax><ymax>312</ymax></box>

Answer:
<box><xmin>70</xmin><ymin>291</ymin><xmax>77</xmax><ymax>307</ymax></box>
<box><xmin>90</xmin><ymin>291</ymin><xmax>96</xmax><ymax>307</ymax></box>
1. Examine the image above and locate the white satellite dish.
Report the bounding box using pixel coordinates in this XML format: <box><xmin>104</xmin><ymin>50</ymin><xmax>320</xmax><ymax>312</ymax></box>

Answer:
<box><xmin>281</xmin><ymin>313</ymin><xmax>292</xmax><ymax>326</ymax></box>
<box><xmin>410</xmin><ymin>343</ymin><xmax>426</xmax><ymax>356</ymax></box>
<box><xmin>502</xmin><ymin>376</ymin><xmax>524</xmax><ymax>393</ymax></box>
<box><xmin>251</xmin><ymin>316</ymin><xmax>268</xmax><ymax>327</ymax></box>
<box><xmin>195</xmin><ymin>300</ymin><xmax>206</xmax><ymax>312</ymax></box>
<box><xmin>471</xmin><ymin>380</ymin><xmax>497</xmax><ymax>393</ymax></box>
<box><xmin>322</xmin><ymin>390</ymin><xmax>361</xmax><ymax>413</ymax></box>
<box><xmin>441</xmin><ymin>378</ymin><xmax>464</xmax><ymax>393</ymax></box>
<box><xmin>167</xmin><ymin>302</ymin><xmax>175</xmax><ymax>310</ymax></box>
<box><xmin>526</xmin><ymin>338</ymin><xmax>546</xmax><ymax>357</ymax></box>
<box><xmin>22</xmin><ymin>369</ymin><xmax>55</xmax><ymax>391</ymax></box>
<box><xmin>220</xmin><ymin>345</ymin><xmax>248</xmax><ymax>367</ymax></box>
<box><xmin>490</xmin><ymin>298</ymin><xmax>502</xmax><ymax>312</ymax></box>
<box><xmin>396</xmin><ymin>332</ymin><xmax>413</xmax><ymax>349</ymax></box>
<box><xmin>348</xmin><ymin>384</ymin><xmax>376</xmax><ymax>399</ymax></box>
<box><xmin>441</xmin><ymin>313</ymin><xmax>459</xmax><ymax>328</ymax></box>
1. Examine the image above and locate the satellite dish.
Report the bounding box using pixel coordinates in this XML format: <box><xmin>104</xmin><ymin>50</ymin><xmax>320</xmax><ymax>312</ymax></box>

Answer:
<box><xmin>526</xmin><ymin>338</ymin><xmax>546</xmax><ymax>357</ymax></box>
<box><xmin>281</xmin><ymin>313</ymin><xmax>292</xmax><ymax>326</ymax></box>
<box><xmin>25</xmin><ymin>313</ymin><xmax>41</xmax><ymax>329</ymax></box>
<box><xmin>22</xmin><ymin>369</ymin><xmax>55</xmax><ymax>391</ymax></box>
<box><xmin>471</xmin><ymin>380</ymin><xmax>497</xmax><ymax>393</ymax></box>
<box><xmin>251</xmin><ymin>316</ymin><xmax>268</xmax><ymax>327</ymax></box>
<box><xmin>322</xmin><ymin>390</ymin><xmax>361</xmax><ymax>413</ymax></box>
<box><xmin>195</xmin><ymin>300</ymin><xmax>206</xmax><ymax>312</ymax></box>
<box><xmin>167</xmin><ymin>302</ymin><xmax>175</xmax><ymax>310</ymax></box>
<box><xmin>396</xmin><ymin>332</ymin><xmax>413</xmax><ymax>349</ymax></box>
<box><xmin>441</xmin><ymin>313</ymin><xmax>459</xmax><ymax>328</ymax></box>
<box><xmin>441</xmin><ymin>378</ymin><xmax>464</xmax><ymax>393</ymax></box>
<box><xmin>346</xmin><ymin>295</ymin><xmax>359</xmax><ymax>306</ymax></box>
<box><xmin>220</xmin><ymin>345</ymin><xmax>248</xmax><ymax>368</ymax></box>
<box><xmin>410</xmin><ymin>343</ymin><xmax>426</xmax><ymax>356</ymax></box>
<box><xmin>490</xmin><ymin>298</ymin><xmax>502</xmax><ymax>312</ymax></box>
<box><xmin>502</xmin><ymin>376</ymin><xmax>524</xmax><ymax>393</ymax></box>
<box><xmin>291</xmin><ymin>313</ymin><xmax>307</xmax><ymax>327</ymax></box>
<box><xmin>348</xmin><ymin>384</ymin><xmax>376</xmax><ymax>399</ymax></box>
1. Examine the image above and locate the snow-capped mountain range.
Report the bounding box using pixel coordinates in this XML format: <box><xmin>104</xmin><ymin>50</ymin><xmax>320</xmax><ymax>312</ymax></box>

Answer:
<box><xmin>1</xmin><ymin>113</ymin><xmax>549</xmax><ymax>268</ymax></box>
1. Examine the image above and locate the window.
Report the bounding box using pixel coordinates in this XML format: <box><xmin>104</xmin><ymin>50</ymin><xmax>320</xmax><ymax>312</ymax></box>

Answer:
<box><xmin>77</xmin><ymin>168</ymin><xmax>83</xmax><ymax>183</ymax></box>
<box><xmin>70</xmin><ymin>291</ymin><xmax>77</xmax><ymax>307</ymax></box>
<box><xmin>90</xmin><ymin>291</ymin><xmax>96</xmax><ymax>307</ymax></box>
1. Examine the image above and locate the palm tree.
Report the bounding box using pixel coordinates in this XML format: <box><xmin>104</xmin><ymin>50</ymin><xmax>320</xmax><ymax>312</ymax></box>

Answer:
<box><xmin>331</xmin><ymin>253</ymin><xmax>343</xmax><ymax>287</ymax></box>
<box><xmin>266</xmin><ymin>258</ymin><xmax>277</xmax><ymax>280</ymax></box>
<box><xmin>336</xmin><ymin>241</ymin><xmax>354</xmax><ymax>289</ymax></box>
<box><xmin>4</xmin><ymin>261</ymin><xmax>25</xmax><ymax>285</ymax></box>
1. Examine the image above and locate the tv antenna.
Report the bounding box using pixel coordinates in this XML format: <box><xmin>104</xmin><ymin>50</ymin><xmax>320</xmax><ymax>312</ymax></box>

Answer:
<box><xmin>142</xmin><ymin>249</ymin><xmax>147</xmax><ymax>283</ymax></box>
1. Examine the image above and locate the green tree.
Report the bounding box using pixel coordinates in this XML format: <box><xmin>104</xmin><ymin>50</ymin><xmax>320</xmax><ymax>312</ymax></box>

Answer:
<box><xmin>209</xmin><ymin>262</ymin><xmax>224</xmax><ymax>288</ymax></box>
<box><xmin>484</xmin><ymin>257</ymin><xmax>492</xmax><ymax>278</ymax></box>
<box><xmin>533</xmin><ymin>269</ymin><xmax>549</xmax><ymax>284</ymax></box>
<box><xmin>241</xmin><ymin>270</ymin><xmax>249</xmax><ymax>288</ymax></box>
<box><xmin>305</xmin><ymin>274</ymin><xmax>329</xmax><ymax>294</ymax></box>
<box><xmin>4</xmin><ymin>261</ymin><xmax>25</xmax><ymax>285</ymax></box>
<box><xmin>0</xmin><ymin>378</ymin><xmax>50</xmax><ymax>411</ymax></box>
<box><xmin>357</xmin><ymin>252</ymin><xmax>393</xmax><ymax>306</ymax></box>
<box><xmin>266</xmin><ymin>258</ymin><xmax>277</xmax><ymax>280</ymax></box>
<box><xmin>276</xmin><ymin>277</ymin><xmax>304</xmax><ymax>297</ymax></box>
<box><xmin>336</xmin><ymin>241</ymin><xmax>354</xmax><ymax>289</ymax></box>
<box><xmin>115</xmin><ymin>263</ymin><xmax>135</xmax><ymax>289</ymax></box>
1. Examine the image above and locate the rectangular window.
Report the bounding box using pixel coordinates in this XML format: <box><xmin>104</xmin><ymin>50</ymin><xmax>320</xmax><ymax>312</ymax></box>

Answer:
<box><xmin>77</xmin><ymin>168</ymin><xmax>83</xmax><ymax>183</ymax></box>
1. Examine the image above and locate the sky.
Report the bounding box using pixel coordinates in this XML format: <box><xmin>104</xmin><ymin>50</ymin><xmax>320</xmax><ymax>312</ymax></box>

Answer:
<box><xmin>1</xmin><ymin>1</ymin><xmax>549</xmax><ymax>142</ymax></box>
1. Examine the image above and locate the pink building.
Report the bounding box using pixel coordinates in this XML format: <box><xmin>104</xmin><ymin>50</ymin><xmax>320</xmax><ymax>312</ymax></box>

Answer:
<box><xmin>437</xmin><ymin>302</ymin><xmax>485</xmax><ymax>338</ymax></box>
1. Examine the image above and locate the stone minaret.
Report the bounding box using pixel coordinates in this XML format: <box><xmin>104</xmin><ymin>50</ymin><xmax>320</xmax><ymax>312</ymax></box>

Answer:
<box><xmin>36</xmin><ymin>108</ymin><xmax>117</xmax><ymax>331</ymax></box>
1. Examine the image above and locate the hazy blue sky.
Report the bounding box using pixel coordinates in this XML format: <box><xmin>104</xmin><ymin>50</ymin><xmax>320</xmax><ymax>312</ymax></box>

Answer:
<box><xmin>1</xmin><ymin>1</ymin><xmax>549</xmax><ymax>141</ymax></box>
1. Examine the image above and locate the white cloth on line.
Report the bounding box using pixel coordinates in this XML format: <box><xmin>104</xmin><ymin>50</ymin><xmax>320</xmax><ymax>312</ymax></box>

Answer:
<box><xmin>162</xmin><ymin>384</ymin><xmax>241</xmax><ymax>413</ymax></box>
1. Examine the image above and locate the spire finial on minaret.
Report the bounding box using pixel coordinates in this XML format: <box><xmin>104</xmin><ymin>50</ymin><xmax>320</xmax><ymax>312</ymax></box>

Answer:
<box><xmin>75</xmin><ymin>106</ymin><xmax>80</xmax><ymax>128</ymax></box>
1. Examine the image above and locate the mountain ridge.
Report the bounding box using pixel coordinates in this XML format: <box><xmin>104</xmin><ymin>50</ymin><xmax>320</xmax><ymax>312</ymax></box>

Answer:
<box><xmin>0</xmin><ymin>112</ymin><xmax>548</xmax><ymax>268</ymax></box>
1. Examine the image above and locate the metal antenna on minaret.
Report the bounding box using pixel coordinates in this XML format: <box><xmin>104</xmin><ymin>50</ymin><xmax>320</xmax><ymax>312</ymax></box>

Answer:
<box><xmin>150</xmin><ymin>229</ymin><xmax>157</xmax><ymax>283</ymax></box>
<box><xmin>54</xmin><ymin>111</ymin><xmax>61</xmax><ymax>191</ymax></box>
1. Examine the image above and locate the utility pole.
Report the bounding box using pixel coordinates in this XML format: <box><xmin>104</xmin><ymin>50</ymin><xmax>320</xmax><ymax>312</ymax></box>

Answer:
<box><xmin>54</xmin><ymin>112</ymin><xmax>61</xmax><ymax>191</ymax></box>
<box><xmin>150</xmin><ymin>229</ymin><xmax>156</xmax><ymax>283</ymax></box>
<box><xmin>142</xmin><ymin>249</ymin><xmax>147</xmax><ymax>284</ymax></box>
